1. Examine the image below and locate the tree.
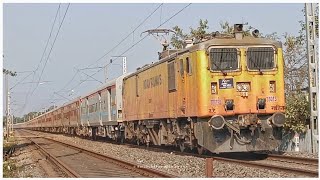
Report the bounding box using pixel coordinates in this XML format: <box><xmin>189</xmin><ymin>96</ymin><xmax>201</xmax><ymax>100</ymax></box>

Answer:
<box><xmin>171</xmin><ymin>19</ymin><xmax>209</xmax><ymax>49</ymax></box>
<box><xmin>284</xmin><ymin>93</ymin><xmax>310</xmax><ymax>133</ymax></box>
<box><xmin>171</xmin><ymin>25</ymin><xmax>187</xmax><ymax>49</ymax></box>
<box><xmin>190</xmin><ymin>19</ymin><xmax>209</xmax><ymax>40</ymax></box>
<box><xmin>283</xmin><ymin>33</ymin><xmax>308</xmax><ymax>94</ymax></box>
<box><xmin>282</xmin><ymin>6</ymin><xmax>318</xmax><ymax>133</ymax></box>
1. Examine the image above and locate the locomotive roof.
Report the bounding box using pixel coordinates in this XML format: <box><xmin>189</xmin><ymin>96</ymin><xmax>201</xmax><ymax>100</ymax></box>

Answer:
<box><xmin>124</xmin><ymin>36</ymin><xmax>282</xmax><ymax>79</ymax></box>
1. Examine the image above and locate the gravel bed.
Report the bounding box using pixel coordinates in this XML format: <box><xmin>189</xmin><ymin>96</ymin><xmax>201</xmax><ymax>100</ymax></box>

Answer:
<box><xmin>213</xmin><ymin>160</ymin><xmax>306</xmax><ymax>178</ymax></box>
<box><xmin>27</xmin><ymin>130</ymin><xmax>317</xmax><ymax>178</ymax></box>
<box><xmin>7</xmin><ymin>132</ymin><xmax>47</xmax><ymax>178</ymax></box>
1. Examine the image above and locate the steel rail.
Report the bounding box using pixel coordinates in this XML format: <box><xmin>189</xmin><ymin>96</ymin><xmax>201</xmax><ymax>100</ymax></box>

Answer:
<box><xmin>119</xmin><ymin>142</ymin><xmax>319</xmax><ymax>177</ymax></box>
<box><xmin>20</xmin><ymin>129</ymin><xmax>318</xmax><ymax>177</ymax></box>
<box><xmin>264</xmin><ymin>153</ymin><xmax>319</xmax><ymax>165</ymax></box>
<box><xmin>211</xmin><ymin>156</ymin><xmax>318</xmax><ymax>177</ymax></box>
<box><xmin>19</xmin><ymin>129</ymin><xmax>175</xmax><ymax>178</ymax></box>
<box><xmin>41</xmin><ymin>137</ymin><xmax>176</xmax><ymax>178</ymax></box>
<box><xmin>27</xmin><ymin>137</ymin><xmax>81</xmax><ymax>178</ymax></box>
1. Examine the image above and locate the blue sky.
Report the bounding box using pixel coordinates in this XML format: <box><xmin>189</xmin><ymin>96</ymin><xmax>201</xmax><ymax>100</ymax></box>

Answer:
<box><xmin>3</xmin><ymin>3</ymin><xmax>305</xmax><ymax>117</ymax></box>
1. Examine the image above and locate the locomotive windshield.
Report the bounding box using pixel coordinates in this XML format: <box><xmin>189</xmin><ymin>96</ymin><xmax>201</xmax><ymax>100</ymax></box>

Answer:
<box><xmin>209</xmin><ymin>48</ymin><xmax>238</xmax><ymax>71</ymax></box>
<box><xmin>247</xmin><ymin>47</ymin><xmax>275</xmax><ymax>70</ymax></box>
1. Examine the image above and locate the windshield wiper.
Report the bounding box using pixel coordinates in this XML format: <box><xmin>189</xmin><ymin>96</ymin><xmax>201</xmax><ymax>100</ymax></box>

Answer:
<box><xmin>248</xmin><ymin>57</ymin><xmax>263</xmax><ymax>75</ymax></box>
<box><xmin>210</xmin><ymin>52</ymin><xmax>227</xmax><ymax>76</ymax></box>
<box><xmin>211</xmin><ymin>60</ymin><xmax>227</xmax><ymax>76</ymax></box>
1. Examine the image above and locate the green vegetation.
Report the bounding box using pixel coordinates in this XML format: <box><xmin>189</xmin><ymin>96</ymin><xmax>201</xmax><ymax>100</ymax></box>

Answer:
<box><xmin>3</xmin><ymin>160</ymin><xmax>18</xmax><ymax>178</ymax></box>
<box><xmin>3</xmin><ymin>135</ymin><xmax>17</xmax><ymax>178</ymax></box>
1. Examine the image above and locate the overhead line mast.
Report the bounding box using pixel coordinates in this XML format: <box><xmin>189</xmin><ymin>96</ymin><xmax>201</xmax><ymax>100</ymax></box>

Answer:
<box><xmin>305</xmin><ymin>3</ymin><xmax>319</xmax><ymax>153</ymax></box>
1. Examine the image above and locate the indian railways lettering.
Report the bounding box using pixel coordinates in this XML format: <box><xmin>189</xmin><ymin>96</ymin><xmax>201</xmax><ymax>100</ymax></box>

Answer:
<box><xmin>143</xmin><ymin>75</ymin><xmax>162</xmax><ymax>89</ymax></box>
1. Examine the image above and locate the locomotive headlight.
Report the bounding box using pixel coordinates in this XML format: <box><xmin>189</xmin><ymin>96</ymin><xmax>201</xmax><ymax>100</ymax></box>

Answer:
<box><xmin>257</xmin><ymin>98</ymin><xmax>266</xmax><ymax>109</ymax></box>
<box><xmin>271</xmin><ymin>112</ymin><xmax>285</xmax><ymax>127</ymax></box>
<box><xmin>225</xmin><ymin>99</ymin><xmax>234</xmax><ymax>111</ymax></box>
<box><xmin>236</xmin><ymin>82</ymin><xmax>250</xmax><ymax>92</ymax></box>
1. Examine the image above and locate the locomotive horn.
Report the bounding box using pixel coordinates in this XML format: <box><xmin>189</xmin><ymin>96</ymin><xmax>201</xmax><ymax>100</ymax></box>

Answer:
<box><xmin>252</xmin><ymin>29</ymin><xmax>260</xmax><ymax>38</ymax></box>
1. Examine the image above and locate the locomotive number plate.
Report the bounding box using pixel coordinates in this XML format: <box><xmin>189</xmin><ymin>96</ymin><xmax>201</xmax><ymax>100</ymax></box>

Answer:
<box><xmin>266</xmin><ymin>96</ymin><xmax>277</xmax><ymax>102</ymax></box>
<box><xmin>219</xmin><ymin>78</ymin><xmax>234</xmax><ymax>89</ymax></box>
<box><xmin>211</xmin><ymin>99</ymin><xmax>222</xmax><ymax>105</ymax></box>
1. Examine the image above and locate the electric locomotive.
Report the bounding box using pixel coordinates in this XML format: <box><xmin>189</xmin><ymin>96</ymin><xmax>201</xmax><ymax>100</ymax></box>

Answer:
<box><xmin>122</xmin><ymin>24</ymin><xmax>285</xmax><ymax>153</ymax></box>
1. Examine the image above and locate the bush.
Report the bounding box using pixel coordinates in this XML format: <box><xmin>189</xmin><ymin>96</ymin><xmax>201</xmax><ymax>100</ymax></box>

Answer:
<box><xmin>284</xmin><ymin>92</ymin><xmax>310</xmax><ymax>133</ymax></box>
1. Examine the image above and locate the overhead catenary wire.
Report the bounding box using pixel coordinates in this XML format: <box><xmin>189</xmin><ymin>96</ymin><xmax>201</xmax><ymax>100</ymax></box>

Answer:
<box><xmin>67</xmin><ymin>3</ymin><xmax>192</xmax><ymax>94</ymax></box>
<box><xmin>86</xmin><ymin>3</ymin><xmax>164</xmax><ymax>68</ymax></box>
<box><xmin>56</xmin><ymin>3</ymin><xmax>164</xmax><ymax>95</ymax></box>
<box><xmin>10</xmin><ymin>71</ymin><xmax>34</xmax><ymax>90</ymax></box>
<box><xmin>18</xmin><ymin>4</ymin><xmax>62</xmax><ymax>115</ymax></box>
<box><xmin>20</xmin><ymin>4</ymin><xmax>70</xmax><ymax>116</ymax></box>
<box><xmin>25</xmin><ymin>4</ymin><xmax>62</xmax><ymax>97</ymax></box>
<box><xmin>27</xmin><ymin>3</ymin><xmax>192</xmax><ymax>117</ymax></box>
<box><xmin>31</xmin><ymin>3</ymin><xmax>71</xmax><ymax>95</ymax></box>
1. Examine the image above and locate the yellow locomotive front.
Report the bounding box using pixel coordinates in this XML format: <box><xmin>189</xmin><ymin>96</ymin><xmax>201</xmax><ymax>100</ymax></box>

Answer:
<box><xmin>193</xmin><ymin>26</ymin><xmax>285</xmax><ymax>153</ymax></box>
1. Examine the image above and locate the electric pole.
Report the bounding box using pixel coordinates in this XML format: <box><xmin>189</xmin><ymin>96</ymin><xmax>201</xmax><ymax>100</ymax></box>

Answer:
<box><xmin>106</xmin><ymin>56</ymin><xmax>127</xmax><ymax>82</ymax></box>
<box><xmin>305</xmin><ymin>3</ymin><xmax>318</xmax><ymax>153</ymax></box>
<box><xmin>3</xmin><ymin>68</ymin><xmax>17</xmax><ymax>140</ymax></box>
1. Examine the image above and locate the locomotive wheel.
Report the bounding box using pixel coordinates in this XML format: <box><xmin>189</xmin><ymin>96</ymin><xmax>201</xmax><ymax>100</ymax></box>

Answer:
<box><xmin>136</xmin><ymin>139</ymin><xmax>141</xmax><ymax>146</ymax></box>
<box><xmin>179</xmin><ymin>143</ymin><xmax>186</xmax><ymax>152</ymax></box>
<box><xmin>197</xmin><ymin>146</ymin><xmax>207</xmax><ymax>155</ymax></box>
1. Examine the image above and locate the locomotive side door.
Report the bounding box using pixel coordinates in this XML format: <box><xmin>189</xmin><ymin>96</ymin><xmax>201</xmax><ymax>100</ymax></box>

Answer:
<box><xmin>178</xmin><ymin>57</ymin><xmax>187</xmax><ymax>116</ymax></box>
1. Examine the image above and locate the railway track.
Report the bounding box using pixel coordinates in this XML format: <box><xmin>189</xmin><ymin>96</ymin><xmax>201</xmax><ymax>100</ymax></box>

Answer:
<box><xmin>207</xmin><ymin>154</ymin><xmax>318</xmax><ymax>177</ymax></box>
<box><xmin>20</xmin><ymin>129</ymin><xmax>318</xmax><ymax>177</ymax></box>
<box><xmin>17</xmin><ymin>129</ymin><xmax>175</xmax><ymax>178</ymax></box>
<box><xmin>133</xmin><ymin>145</ymin><xmax>319</xmax><ymax>177</ymax></box>
<box><xmin>264</xmin><ymin>153</ymin><xmax>318</xmax><ymax>166</ymax></box>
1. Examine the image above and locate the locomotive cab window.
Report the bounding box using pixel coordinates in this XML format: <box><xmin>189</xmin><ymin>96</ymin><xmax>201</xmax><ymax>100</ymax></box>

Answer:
<box><xmin>210</xmin><ymin>48</ymin><xmax>238</xmax><ymax>71</ymax></box>
<box><xmin>247</xmin><ymin>47</ymin><xmax>275</xmax><ymax>70</ymax></box>
<box><xmin>168</xmin><ymin>61</ymin><xmax>176</xmax><ymax>91</ymax></box>
<box><xmin>186</xmin><ymin>57</ymin><xmax>192</xmax><ymax>75</ymax></box>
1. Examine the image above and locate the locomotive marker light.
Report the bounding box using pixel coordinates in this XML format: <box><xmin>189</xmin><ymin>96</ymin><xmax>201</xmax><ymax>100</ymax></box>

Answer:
<box><xmin>211</xmin><ymin>82</ymin><xmax>217</xmax><ymax>94</ymax></box>
<box><xmin>208</xmin><ymin>115</ymin><xmax>225</xmax><ymax>130</ymax></box>
<box><xmin>269</xmin><ymin>81</ymin><xmax>276</xmax><ymax>93</ymax></box>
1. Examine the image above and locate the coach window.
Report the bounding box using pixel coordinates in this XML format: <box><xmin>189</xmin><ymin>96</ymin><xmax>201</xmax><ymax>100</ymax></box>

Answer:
<box><xmin>186</xmin><ymin>57</ymin><xmax>192</xmax><ymax>75</ymax></box>
<box><xmin>168</xmin><ymin>61</ymin><xmax>176</xmax><ymax>91</ymax></box>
